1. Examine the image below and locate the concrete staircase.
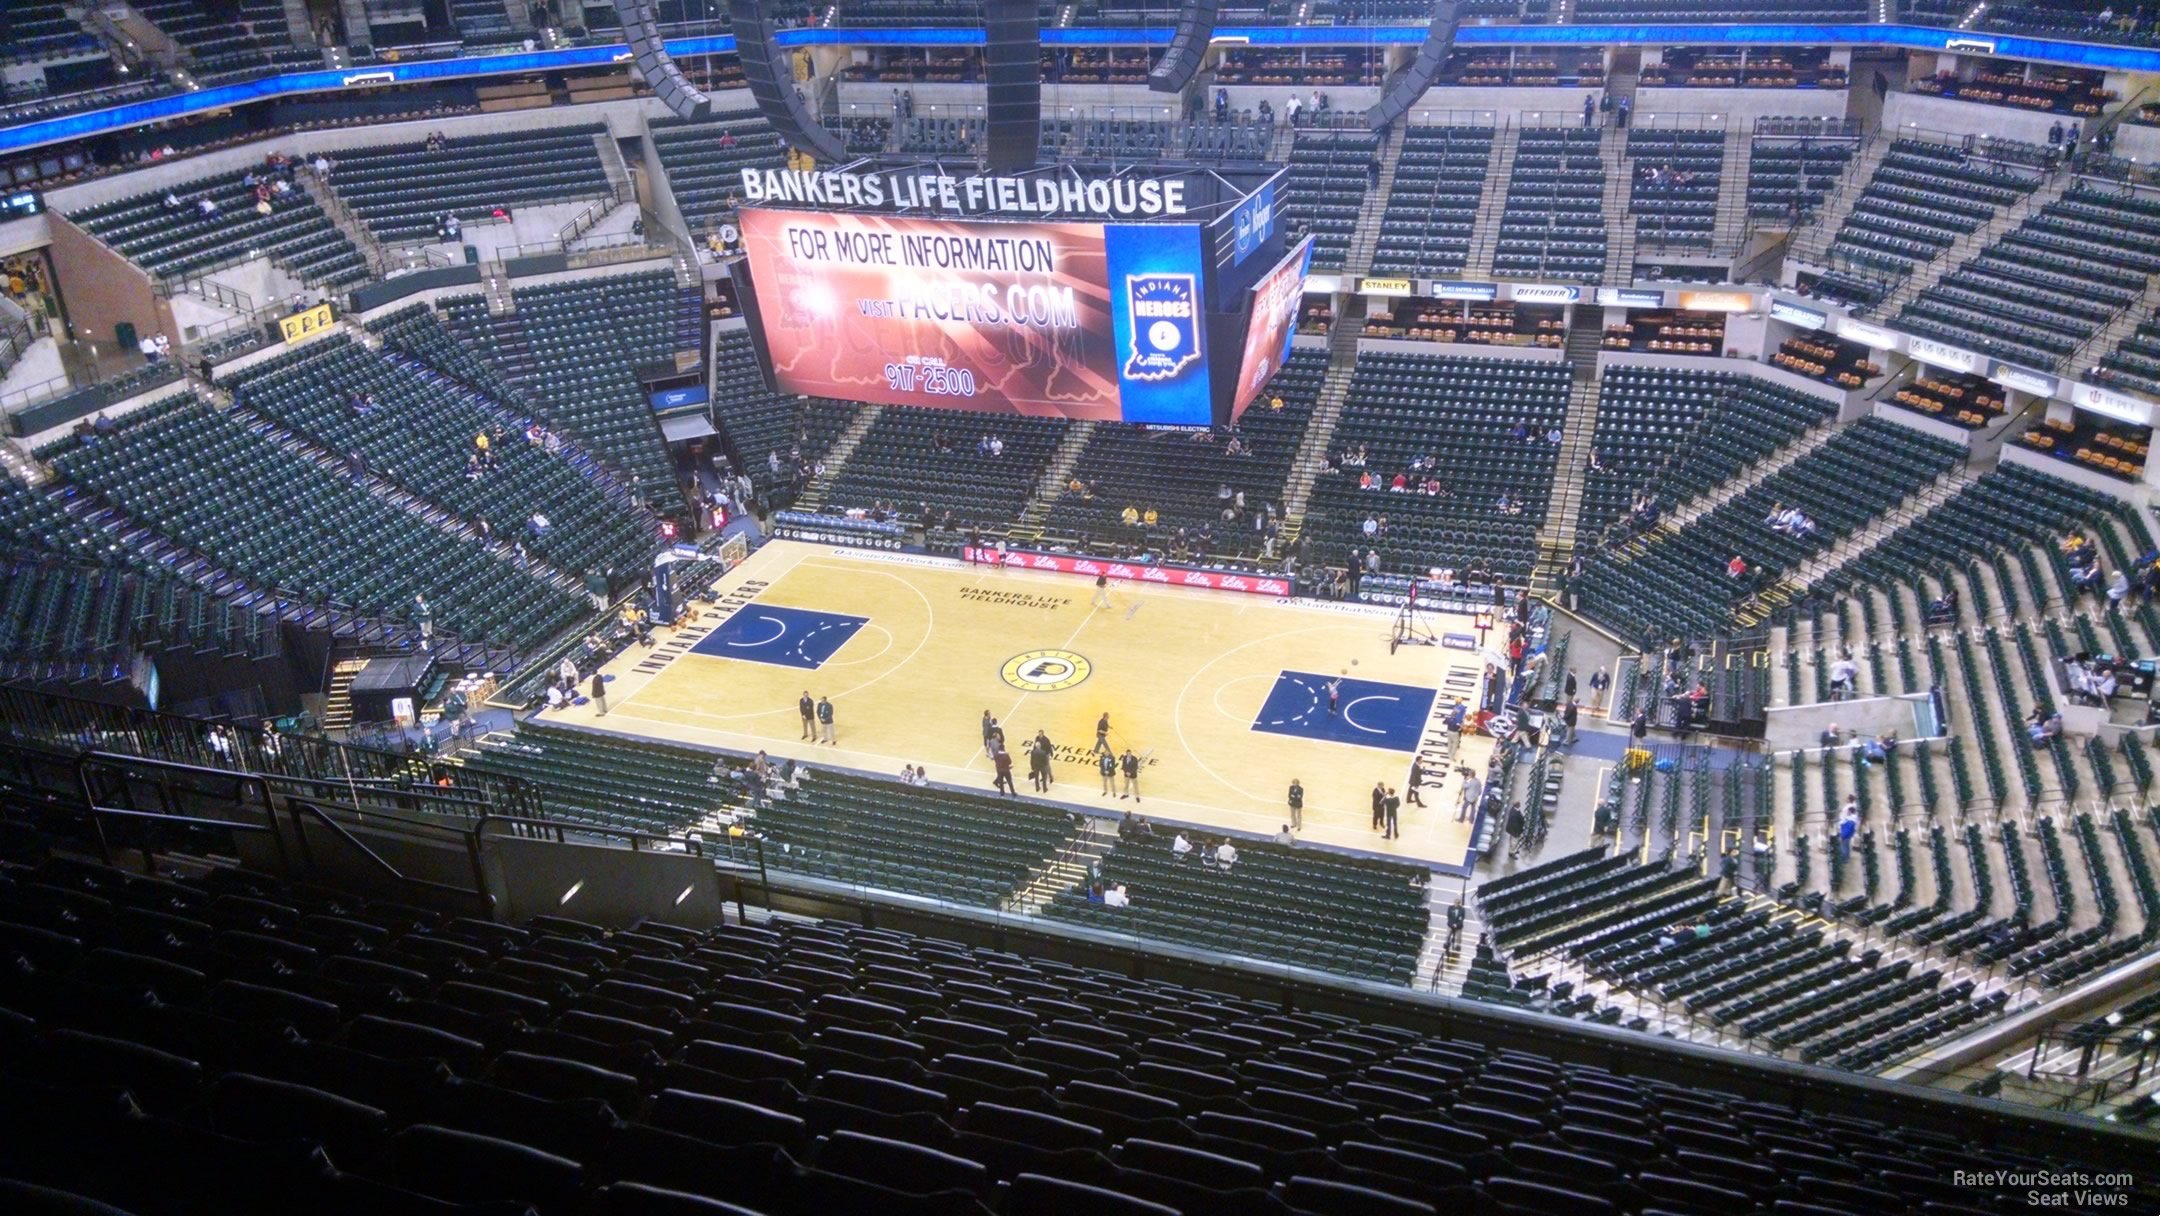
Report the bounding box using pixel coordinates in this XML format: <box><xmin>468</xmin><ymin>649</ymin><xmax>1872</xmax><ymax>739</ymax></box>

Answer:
<box><xmin>483</xmin><ymin>260</ymin><xmax>515</xmax><ymax>316</ymax></box>
<box><xmin>790</xmin><ymin>404</ymin><xmax>883</xmax><ymax>513</ymax></box>
<box><xmin>1713</xmin><ymin>125</ymin><xmax>1755</xmax><ymax>255</ymax></box>
<box><xmin>2066</xmin><ymin>275</ymin><xmax>2160</xmax><ymax>381</ymax></box>
<box><xmin>594</xmin><ymin>133</ymin><xmax>635</xmax><ymax>203</ymax></box>
<box><xmin>1779</xmin><ymin>465</ymin><xmax>1976</xmax><ymax>595</ymax></box>
<box><xmin>1462</xmin><ymin>126</ymin><xmax>1519</xmax><ymax>280</ymax></box>
<box><xmin>280</xmin><ymin>0</ymin><xmax>319</xmax><ymax>44</ymax></box>
<box><xmin>1532</xmin><ymin>316</ymin><xmax>1608</xmax><ymax>593</ymax></box>
<box><xmin>1005</xmin><ymin>820</ymin><xmax>1114</xmax><ymax>914</ymax></box>
<box><xmin>1877</xmin><ymin>172</ymin><xmax>2079</xmax><ymax>317</ymax></box>
<box><xmin>0</xmin><ymin>436</ymin><xmax>49</xmax><ymax>487</ymax></box>
<box><xmin>322</xmin><ymin>656</ymin><xmax>367</xmax><ymax>732</ymax></box>
<box><xmin>1654</xmin><ymin>416</ymin><xmax>1845</xmax><ymax>534</ymax></box>
<box><xmin>298</xmin><ymin>171</ymin><xmax>388</xmax><ymax>279</ymax></box>
<box><xmin>1788</xmin><ymin>128</ymin><xmax>1894</xmax><ymax>268</ymax></box>
<box><xmin>1598</xmin><ymin>75</ymin><xmax>1640</xmax><ymax>283</ymax></box>
<box><xmin>1279</xmin><ymin>302</ymin><xmax>1367</xmax><ymax>541</ymax></box>
<box><xmin>1417</xmin><ymin>877</ymin><xmax>1481</xmax><ymax>994</ymax></box>
<box><xmin>1343</xmin><ymin>123</ymin><xmax>1408</xmax><ymax>279</ymax></box>
<box><xmin>1014</xmin><ymin>420</ymin><xmax>1099</xmax><ymax>537</ymax></box>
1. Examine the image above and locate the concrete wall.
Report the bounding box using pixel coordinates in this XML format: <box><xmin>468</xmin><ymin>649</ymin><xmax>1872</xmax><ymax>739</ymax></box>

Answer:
<box><xmin>1358</xmin><ymin>335</ymin><xmax>1566</xmax><ymax>362</ymax></box>
<box><xmin>1881</xmin><ymin>89</ymin><xmax>2079</xmax><ymax>147</ymax></box>
<box><xmin>1871</xmin><ymin>399</ymin><xmax>1976</xmax><ymax>447</ymax></box>
<box><xmin>45</xmin><ymin>211</ymin><xmax>172</xmax><ymax>356</ymax></box>
<box><xmin>0</xmin><ymin>214</ymin><xmax>53</xmax><ymax>260</ymax></box>
<box><xmin>2115</xmin><ymin>121</ymin><xmax>2160</xmax><ymax>166</ymax></box>
<box><xmin>2003</xmin><ymin>440</ymin><xmax>2147</xmax><ymax>504</ymax></box>
<box><xmin>1634</xmin><ymin>86</ymin><xmax>1849</xmax><ymax>126</ymax></box>
<box><xmin>45</xmin><ymin>94</ymin><xmax>726</xmax><ymax>215</ymax></box>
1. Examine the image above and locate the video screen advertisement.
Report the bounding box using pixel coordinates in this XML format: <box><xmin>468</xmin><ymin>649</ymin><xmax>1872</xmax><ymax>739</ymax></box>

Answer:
<box><xmin>735</xmin><ymin>208</ymin><xmax>1215</xmax><ymax>426</ymax></box>
<box><xmin>1229</xmin><ymin>235</ymin><xmax>1314</xmax><ymax>422</ymax></box>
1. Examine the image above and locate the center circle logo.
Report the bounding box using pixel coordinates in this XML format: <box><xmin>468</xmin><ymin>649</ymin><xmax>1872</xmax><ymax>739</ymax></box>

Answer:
<box><xmin>1002</xmin><ymin>649</ymin><xmax>1092</xmax><ymax>692</ymax></box>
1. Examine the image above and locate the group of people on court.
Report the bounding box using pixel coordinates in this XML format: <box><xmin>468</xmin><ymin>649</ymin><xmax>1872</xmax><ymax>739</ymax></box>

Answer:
<box><xmin>976</xmin><ymin>709</ymin><xmax>1143</xmax><ymax>800</ymax></box>
<box><xmin>796</xmin><ymin>691</ymin><xmax>836</xmax><ymax>744</ymax></box>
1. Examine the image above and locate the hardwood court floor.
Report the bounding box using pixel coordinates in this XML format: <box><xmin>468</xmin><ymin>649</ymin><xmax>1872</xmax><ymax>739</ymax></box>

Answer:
<box><xmin>561</xmin><ymin>540</ymin><xmax>1490</xmax><ymax>870</ymax></box>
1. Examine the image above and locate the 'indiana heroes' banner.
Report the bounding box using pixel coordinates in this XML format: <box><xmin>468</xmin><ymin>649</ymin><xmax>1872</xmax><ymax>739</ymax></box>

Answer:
<box><xmin>737</xmin><ymin>208</ymin><xmax>1213</xmax><ymax>424</ymax></box>
<box><xmin>740</xmin><ymin>166</ymin><xmax>1192</xmax><ymax>220</ymax></box>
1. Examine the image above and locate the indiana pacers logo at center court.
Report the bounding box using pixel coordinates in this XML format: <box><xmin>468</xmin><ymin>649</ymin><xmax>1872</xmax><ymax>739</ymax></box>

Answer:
<box><xmin>1002</xmin><ymin>649</ymin><xmax>1092</xmax><ymax>692</ymax></box>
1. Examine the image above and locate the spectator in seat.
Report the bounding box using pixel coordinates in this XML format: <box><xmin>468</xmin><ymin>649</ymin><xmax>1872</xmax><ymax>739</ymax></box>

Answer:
<box><xmin>1820</xmin><ymin>723</ymin><xmax>1842</xmax><ymax>750</ymax></box>
<box><xmin>1172</xmin><ymin>831</ymin><xmax>1193</xmax><ymax>861</ymax></box>
<box><xmin>1829</xmin><ymin>653</ymin><xmax>1858</xmax><ymax>699</ymax></box>
<box><xmin>1836</xmin><ymin>801</ymin><xmax>1858</xmax><ymax>860</ymax></box>
<box><xmin>1215</xmin><ymin>838</ymin><xmax>1238</xmax><ymax>871</ymax></box>
<box><xmin>1727</xmin><ymin>554</ymin><xmax>1748</xmax><ymax>580</ymax></box>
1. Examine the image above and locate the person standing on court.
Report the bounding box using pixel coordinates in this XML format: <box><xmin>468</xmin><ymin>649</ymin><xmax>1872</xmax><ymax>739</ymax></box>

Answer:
<box><xmin>1406</xmin><ymin>758</ymin><xmax>1427</xmax><ymax>806</ymax></box>
<box><xmin>590</xmin><ymin>672</ymin><xmax>608</xmax><ymax>716</ymax></box>
<box><xmin>992</xmin><ymin>747</ymin><xmax>1016</xmax><ymax>797</ymax></box>
<box><xmin>1031</xmin><ymin>730</ymin><xmax>1055</xmax><ymax>791</ymax></box>
<box><xmin>1095</xmin><ymin>712</ymin><xmax>1112</xmax><ymax>755</ymax></box>
<box><xmin>1092</xmin><ymin>571</ymin><xmax>1111</xmax><ymax>609</ymax></box>
<box><xmin>1383</xmin><ymin>787</ymin><xmax>1401</xmax><ymax>840</ymax></box>
<box><xmin>1287</xmin><ymin>778</ymin><xmax>1304</xmax><ymax>831</ymax></box>
<box><xmin>1326</xmin><ymin>677</ymin><xmax>1342</xmax><ymax>716</ymax></box>
<box><xmin>1589</xmin><ymin>667</ymin><xmax>1610</xmax><ymax>714</ymax></box>
<box><xmin>1371</xmin><ymin>781</ymin><xmax>1387</xmax><ymax>831</ymax></box>
<box><xmin>802</xmin><ymin>692</ymin><xmax>817</xmax><ymax>740</ymax></box>
<box><xmin>1561</xmin><ymin>698</ymin><xmax>1580</xmax><ymax>746</ymax></box>
<box><xmin>1120</xmin><ymin>749</ymin><xmax>1141</xmax><ymax>802</ymax></box>
<box><xmin>981</xmin><ymin>710</ymin><xmax>997</xmax><ymax>757</ymax></box>
<box><xmin>817</xmin><ymin>695</ymin><xmax>835</xmax><ymax>744</ymax></box>
<box><xmin>1445</xmin><ymin>895</ymin><xmax>1466</xmax><ymax>951</ymax></box>
<box><xmin>1099</xmin><ymin>748</ymin><xmax>1117</xmax><ymax>796</ymax></box>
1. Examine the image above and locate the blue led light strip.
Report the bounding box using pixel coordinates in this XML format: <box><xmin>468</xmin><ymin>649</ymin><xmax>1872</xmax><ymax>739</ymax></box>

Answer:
<box><xmin>5</xmin><ymin>24</ymin><xmax>2155</xmax><ymax>156</ymax></box>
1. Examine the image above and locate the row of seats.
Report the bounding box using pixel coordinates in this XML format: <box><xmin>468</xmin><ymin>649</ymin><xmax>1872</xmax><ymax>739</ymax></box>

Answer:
<box><xmin>1576</xmin><ymin>367</ymin><xmax>1839</xmax><ymax>543</ymax></box>
<box><xmin>325</xmin><ymin>126</ymin><xmax>616</xmax><ymax>244</ymax></box>
<box><xmin>1747</xmin><ymin>135</ymin><xmax>1856</xmax><ymax>220</ymax></box>
<box><xmin>708</xmin><ymin>327</ymin><xmax>859</xmax><ymax>505</ymax></box>
<box><xmin>441</xmin><ymin>271</ymin><xmax>697</xmax><ymax>505</ymax></box>
<box><xmin>1895</xmin><ymin>183</ymin><xmax>2160</xmax><ymax>371</ymax></box>
<box><xmin>0</xmin><ymin>559</ymin><xmax>278</xmax><ymax>687</ymax></box>
<box><xmin>68</xmin><ymin>164</ymin><xmax>367</xmax><ymax>287</ymax></box>
<box><xmin>1577</xmin><ymin>418</ymin><xmax>1963</xmax><ymax>640</ymax></box>
<box><xmin>222</xmin><ymin>331</ymin><xmax>659</xmax><ymax>582</ymax></box>
<box><xmin>1828</xmin><ymin>140</ymin><xmax>2039</xmax><ymax>277</ymax></box>
<box><xmin>1040</xmin><ymin>350</ymin><xmax>1324</xmax><ymax>553</ymax></box>
<box><xmin>1624</xmin><ymin>128</ymin><xmax>1723</xmax><ymax>249</ymax></box>
<box><xmin>44</xmin><ymin>392</ymin><xmax>586</xmax><ymax>651</ymax></box>
<box><xmin>649</xmin><ymin>116</ymin><xmax>789</xmax><ymax>234</ymax></box>
<box><xmin>461</xmin><ymin>720</ymin><xmax>1079</xmax><ymax>906</ymax></box>
<box><xmin>1281</xmin><ymin>131</ymin><xmax>1378</xmax><ymax>270</ymax></box>
<box><xmin>819</xmin><ymin>408</ymin><xmax>1069</xmax><ymax>531</ymax></box>
<box><xmin>1495</xmin><ymin>129</ymin><xmax>1608</xmax><ymax>284</ymax></box>
<box><xmin>8</xmin><ymin>845</ymin><xmax>2148</xmax><ymax>1216</ymax></box>
<box><xmin>1308</xmin><ymin>353</ymin><xmax>1570</xmax><ymax>581</ymax></box>
<box><xmin>1368</xmin><ymin>125</ymin><xmax>1494</xmax><ymax>278</ymax></box>
<box><xmin>1044</xmin><ymin>832</ymin><xmax>1430</xmax><ymax>985</ymax></box>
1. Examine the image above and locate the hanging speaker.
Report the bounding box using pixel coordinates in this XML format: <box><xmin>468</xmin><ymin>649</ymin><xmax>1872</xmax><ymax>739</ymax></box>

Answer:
<box><xmin>615</xmin><ymin>0</ymin><xmax>712</xmax><ymax>120</ymax></box>
<box><xmin>1147</xmin><ymin>0</ymin><xmax>1218</xmax><ymax>95</ymax></box>
<box><xmin>983</xmin><ymin>0</ymin><xmax>1041</xmax><ymax>172</ymax></box>
<box><xmin>725</xmin><ymin>0</ymin><xmax>845</xmax><ymax>162</ymax></box>
<box><xmin>1367</xmin><ymin>0</ymin><xmax>1462</xmax><ymax>131</ymax></box>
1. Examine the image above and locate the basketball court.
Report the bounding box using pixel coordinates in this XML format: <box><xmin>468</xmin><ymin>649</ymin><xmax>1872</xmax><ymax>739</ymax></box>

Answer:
<box><xmin>556</xmin><ymin>540</ymin><xmax>1492</xmax><ymax>871</ymax></box>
